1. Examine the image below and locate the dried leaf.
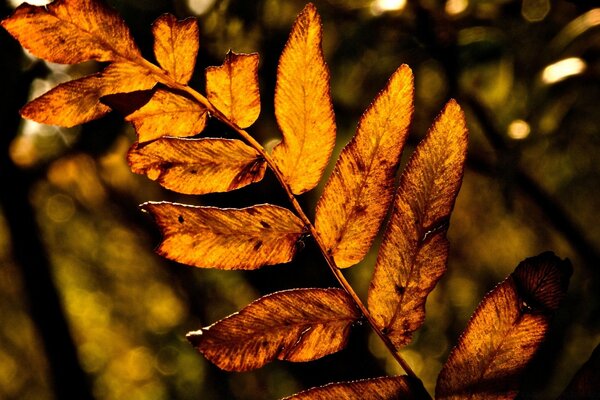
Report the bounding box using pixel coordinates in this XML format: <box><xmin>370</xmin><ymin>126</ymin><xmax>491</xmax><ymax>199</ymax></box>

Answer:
<box><xmin>436</xmin><ymin>252</ymin><xmax>572</xmax><ymax>400</ymax></box>
<box><xmin>152</xmin><ymin>14</ymin><xmax>199</xmax><ymax>84</ymax></box>
<box><xmin>272</xmin><ymin>3</ymin><xmax>336</xmax><ymax>194</ymax></box>
<box><xmin>367</xmin><ymin>99</ymin><xmax>467</xmax><ymax>348</ymax></box>
<box><xmin>125</xmin><ymin>88</ymin><xmax>207</xmax><ymax>142</ymax></box>
<box><xmin>1</xmin><ymin>0</ymin><xmax>140</xmax><ymax>64</ymax></box>
<box><xmin>315</xmin><ymin>65</ymin><xmax>414</xmax><ymax>268</ymax></box>
<box><xmin>283</xmin><ymin>376</ymin><xmax>429</xmax><ymax>400</ymax></box>
<box><xmin>558</xmin><ymin>342</ymin><xmax>600</xmax><ymax>399</ymax></box>
<box><xmin>142</xmin><ymin>202</ymin><xmax>305</xmax><ymax>270</ymax></box>
<box><xmin>21</xmin><ymin>62</ymin><xmax>157</xmax><ymax>127</ymax></box>
<box><xmin>187</xmin><ymin>288</ymin><xmax>360</xmax><ymax>371</ymax></box>
<box><xmin>206</xmin><ymin>51</ymin><xmax>261</xmax><ymax>128</ymax></box>
<box><xmin>128</xmin><ymin>137</ymin><xmax>266</xmax><ymax>194</ymax></box>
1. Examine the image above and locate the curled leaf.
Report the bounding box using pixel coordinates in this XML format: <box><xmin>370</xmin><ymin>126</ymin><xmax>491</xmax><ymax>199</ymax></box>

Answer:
<box><xmin>187</xmin><ymin>288</ymin><xmax>360</xmax><ymax>371</ymax></box>
<box><xmin>152</xmin><ymin>14</ymin><xmax>199</xmax><ymax>84</ymax></box>
<box><xmin>315</xmin><ymin>65</ymin><xmax>414</xmax><ymax>268</ymax></box>
<box><xmin>272</xmin><ymin>3</ymin><xmax>336</xmax><ymax>194</ymax></box>
<box><xmin>21</xmin><ymin>62</ymin><xmax>157</xmax><ymax>127</ymax></box>
<box><xmin>142</xmin><ymin>202</ymin><xmax>305</xmax><ymax>270</ymax></box>
<box><xmin>1</xmin><ymin>0</ymin><xmax>140</xmax><ymax>64</ymax></box>
<box><xmin>128</xmin><ymin>137</ymin><xmax>266</xmax><ymax>194</ymax></box>
<box><xmin>206</xmin><ymin>51</ymin><xmax>261</xmax><ymax>128</ymax></box>
<box><xmin>283</xmin><ymin>376</ymin><xmax>429</xmax><ymax>399</ymax></box>
<box><xmin>125</xmin><ymin>88</ymin><xmax>207</xmax><ymax>142</ymax></box>
<box><xmin>436</xmin><ymin>252</ymin><xmax>572</xmax><ymax>400</ymax></box>
<box><xmin>367</xmin><ymin>99</ymin><xmax>467</xmax><ymax>348</ymax></box>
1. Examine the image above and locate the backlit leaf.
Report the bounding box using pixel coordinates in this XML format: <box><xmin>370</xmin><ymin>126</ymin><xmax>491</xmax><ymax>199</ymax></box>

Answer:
<box><xmin>142</xmin><ymin>202</ymin><xmax>305</xmax><ymax>270</ymax></box>
<box><xmin>186</xmin><ymin>288</ymin><xmax>360</xmax><ymax>371</ymax></box>
<box><xmin>283</xmin><ymin>376</ymin><xmax>429</xmax><ymax>399</ymax></box>
<box><xmin>1</xmin><ymin>0</ymin><xmax>140</xmax><ymax>64</ymax></box>
<box><xmin>436</xmin><ymin>252</ymin><xmax>572</xmax><ymax>400</ymax></box>
<box><xmin>128</xmin><ymin>137</ymin><xmax>266</xmax><ymax>194</ymax></box>
<box><xmin>21</xmin><ymin>62</ymin><xmax>157</xmax><ymax>127</ymax></box>
<box><xmin>367</xmin><ymin>99</ymin><xmax>467</xmax><ymax>348</ymax></box>
<box><xmin>272</xmin><ymin>3</ymin><xmax>336</xmax><ymax>194</ymax></box>
<box><xmin>152</xmin><ymin>14</ymin><xmax>199</xmax><ymax>84</ymax></box>
<box><xmin>315</xmin><ymin>65</ymin><xmax>414</xmax><ymax>268</ymax></box>
<box><xmin>125</xmin><ymin>88</ymin><xmax>207</xmax><ymax>142</ymax></box>
<box><xmin>206</xmin><ymin>52</ymin><xmax>261</xmax><ymax>128</ymax></box>
<box><xmin>558</xmin><ymin>342</ymin><xmax>600</xmax><ymax>399</ymax></box>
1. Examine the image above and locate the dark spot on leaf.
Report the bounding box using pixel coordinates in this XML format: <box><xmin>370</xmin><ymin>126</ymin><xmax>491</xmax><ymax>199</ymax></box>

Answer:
<box><xmin>395</xmin><ymin>284</ymin><xmax>405</xmax><ymax>295</ymax></box>
<box><xmin>381</xmin><ymin>327</ymin><xmax>390</xmax><ymax>335</ymax></box>
<box><xmin>254</xmin><ymin>240</ymin><xmax>263</xmax><ymax>251</ymax></box>
<box><xmin>260</xmin><ymin>220</ymin><xmax>271</xmax><ymax>229</ymax></box>
<box><xmin>178</xmin><ymin>215</ymin><xmax>184</xmax><ymax>223</ymax></box>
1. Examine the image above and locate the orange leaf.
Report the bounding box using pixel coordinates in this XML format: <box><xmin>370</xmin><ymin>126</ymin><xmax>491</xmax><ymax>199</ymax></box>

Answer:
<box><xmin>206</xmin><ymin>51</ymin><xmax>261</xmax><ymax>128</ymax></box>
<box><xmin>367</xmin><ymin>99</ymin><xmax>467</xmax><ymax>348</ymax></box>
<box><xmin>186</xmin><ymin>288</ymin><xmax>359</xmax><ymax>371</ymax></box>
<box><xmin>436</xmin><ymin>252</ymin><xmax>572</xmax><ymax>400</ymax></box>
<box><xmin>21</xmin><ymin>62</ymin><xmax>157</xmax><ymax>127</ymax></box>
<box><xmin>272</xmin><ymin>3</ymin><xmax>336</xmax><ymax>194</ymax></box>
<box><xmin>142</xmin><ymin>203</ymin><xmax>305</xmax><ymax>270</ymax></box>
<box><xmin>1</xmin><ymin>0</ymin><xmax>140</xmax><ymax>64</ymax></box>
<box><xmin>558</xmin><ymin>343</ymin><xmax>600</xmax><ymax>399</ymax></box>
<box><xmin>128</xmin><ymin>138</ymin><xmax>266</xmax><ymax>194</ymax></box>
<box><xmin>152</xmin><ymin>14</ymin><xmax>199</xmax><ymax>84</ymax></box>
<box><xmin>125</xmin><ymin>88</ymin><xmax>207</xmax><ymax>143</ymax></box>
<box><xmin>315</xmin><ymin>65</ymin><xmax>414</xmax><ymax>268</ymax></box>
<box><xmin>283</xmin><ymin>376</ymin><xmax>429</xmax><ymax>400</ymax></box>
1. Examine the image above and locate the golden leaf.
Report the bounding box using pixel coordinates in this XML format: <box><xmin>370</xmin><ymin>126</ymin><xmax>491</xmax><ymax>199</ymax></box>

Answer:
<box><xmin>152</xmin><ymin>14</ymin><xmax>199</xmax><ymax>84</ymax></box>
<box><xmin>186</xmin><ymin>288</ymin><xmax>359</xmax><ymax>371</ymax></box>
<box><xmin>283</xmin><ymin>376</ymin><xmax>428</xmax><ymax>400</ymax></box>
<box><xmin>367</xmin><ymin>99</ymin><xmax>467</xmax><ymax>348</ymax></box>
<box><xmin>206</xmin><ymin>51</ymin><xmax>261</xmax><ymax>128</ymax></box>
<box><xmin>125</xmin><ymin>88</ymin><xmax>207</xmax><ymax>143</ymax></box>
<box><xmin>141</xmin><ymin>203</ymin><xmax>305</xmax><ymax>270</ymax></box>
<box><xmin>315</xmin><ymin>65</ymin><xmax>414</xmax><ymax>268</ymax></box>
<box><xmin>272</xmin><ymin>3</ymin><xmax>336</xmax><ymax>194</ymax></box>
<box><xmin>1</xmin><ymin>0</ymin><xmax>140</xmax><ymax>64</ymax></box>
<box><xmin>436</xmin><ymin>252</ymin><xmax>572</xmax><ymax>400</ymax></box>
<box><xmin>20</xmin><ymin>62</ymin><xmax>157</xmax><ymax>127</ymax></box>
<box><xmin>128</xmin><ymin>138</ymin><xmax>266</xmax><ymax>194</ymax></box>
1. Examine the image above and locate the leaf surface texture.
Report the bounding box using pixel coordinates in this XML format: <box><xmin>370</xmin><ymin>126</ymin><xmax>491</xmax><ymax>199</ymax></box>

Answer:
<box><xmin>284</xmin><ymin>376</ymin><xmax>427</xmax><ymax>399</ymax></box>
<box><xmin>187</xmin><ymin>288</ymin><xmax>359</xmax><ymax>371</ymax></box>
<box><xmin>152</xmin><ymin>14</ymin><xmax>199</xmax><ymax>84</ymax></box>
<box><xmin>367</xmin><ymin>99</ymin><xmax>467</xmax><ymax>348</ymax></box>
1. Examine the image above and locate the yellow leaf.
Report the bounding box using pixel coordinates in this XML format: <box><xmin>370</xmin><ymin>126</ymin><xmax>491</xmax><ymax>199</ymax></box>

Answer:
<box><xmin>315</xmin><ymin>65</ymin><xmax>414</xmax><ymax>268</ymax></box>
<box><xmin>20</xmin><ymin>62</ymin><xmax>157</xmax><ymax>127</ymax></box>
<box><xmin>206</xmin><ymin>51</ymin><xmax>261</xmax><ymax>128</ymax></box>
<box><xmin>128</xmin><ymin>138</ymin><xmax>266</xmax><ymax>194</ymax></box>
<box><xmin>272</xmin><ymin>3</ymin><xmax>336</xmax><ymax>194</ymax></box>
<box><xmin>152</xmin><ymin>14</ymin><xmax>199</xmax><ymax>84</ymax></box>
<box><xmin>367</xmin><ymin>99</ymin><xmax>467</xmax><ymax>348</ymax></box>
<box><xmin>284</xmin><ymin>376</ymin><xmax>428</xmax><ymax>400</ymax></box>
<box><xmin>125</xmin><ymin>88</ymin><xmax>207</xmax><ymax>143</ymax></box>
<box><xmin>1</xmin><ymin>0</ymin><xmax>140</xmax><ymax>64</ymax></box>
<box><xmin>436</xmin><ymin>252</ymin><xmax>572</xmax><ymax>400</ymax></box>
<box><xmin>142</xmin><ymin>203</ymin><xmax>305</xmax><ymax>270</ymax></box>
<box><xmin>186</xmin><ymin>289</ymin><xmax>359</xmax><ymax>371</ymax></box>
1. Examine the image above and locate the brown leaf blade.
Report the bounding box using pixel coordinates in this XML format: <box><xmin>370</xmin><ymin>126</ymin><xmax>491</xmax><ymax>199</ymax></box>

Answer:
<box><xmin>558</xmin><ymin>342</ymin><xmax>600</xmax><ymax>399</ymax></box>
<box><xmin>128</xmin><ymin>137</ymin><xmax>266</xmax><ymax>194</ymax></box>
<box><xmin>315</xmin><ymin>65</ymin><xmax>414</xmax><ymax>268</ymax></box>
<box><xmin>125</xmin><ymin>88</ymin><xmax>207</xmax><ymax>142</ymax></box>
<box><xmin>152</xmin><ymin>14</ymin><xmax>199</xmax><ymax>84</ymax></box>
<box><xmin>272</xmin><ymin>3</ymin><xmax>336</xmax><ymax>194</ymax></box>
<box><xmin>186</xmin><ymin>288</ymin><xmax>360</xmax><ymax>371</ymax></box>
<box><xmin>206</xmin><ymin>51</ymin><xmax>261</xmax><ymax>128</ymax></box>
<box><xmin>1</xmin><ymin>0</ymin><xmax>140</xmax><ymax>64</ymax></box>
<box><xmin>283</xmin><ymin>376</ymin><xmax>429</xmax><ymax>400</ymax></box>
<box><xmin>436</xmin><ymin>252</ymin><xmax>572</xmax><ymax>400</ymax></box>
<box><xmin>142</xmin><ymin>203</ymin><xmax>305</xmax><ymax>270</ymax></box>
<box><xmin>367</xmin><ymin>99</ymin><xmax>467</xmax><ymax>348</ymax></box>
<box><xmin>21</xmin><ymin>62</ymin><xmax>157</xmax><ymax>127</ymax></box>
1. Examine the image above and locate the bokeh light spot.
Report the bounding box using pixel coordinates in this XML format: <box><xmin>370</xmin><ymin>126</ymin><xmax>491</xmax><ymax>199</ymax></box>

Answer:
<box><xmin>542</xmin><ymin>57</ymin><xmax>587</xmax><ymax>84</ymax></box>
<box><xmin>507</xmin><ymin>119</ymin><xmax>531</xmax><ymax>140</ymax></box>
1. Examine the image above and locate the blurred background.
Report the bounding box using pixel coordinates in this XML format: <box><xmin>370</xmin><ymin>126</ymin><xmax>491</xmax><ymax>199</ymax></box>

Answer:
<box><xmin>0</xmin><ymin>0</ymin><xmax>599</xmax><ymax>398</ymax></box>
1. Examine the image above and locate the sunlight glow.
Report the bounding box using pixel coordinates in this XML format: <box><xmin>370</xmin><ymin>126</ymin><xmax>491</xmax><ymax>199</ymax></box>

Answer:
<box><xmin>507</xmin><ymin>119</ymin><xmax>531</xmax><ymax>140</ymax></box>
<box><xmin>186</xmin><ymin>0</ymin><xmax>216</xmax><ymax>15</ymax></box>
<box><xmin>542</xmin><ymin>57</ymin><xmax>587</xmax><ymax>84</ymax></box>
<box><xmin>371</xmin><ymin>0</ymin><xmax>407</xmax><ymax>15</ymax></box>
<box><xmin>445</xmin><ymin>0</ymin><xmax>469</xmax><ymax>16</ymax></box>
<box><xmin>8</xmin><ymin>0</ymin><xmax>52</xmax><ymax>7</ymax></box>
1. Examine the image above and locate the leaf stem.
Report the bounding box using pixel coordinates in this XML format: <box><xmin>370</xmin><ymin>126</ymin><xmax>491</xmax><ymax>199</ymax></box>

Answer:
<box><xmin>140</xmin><ymin>57</ymin><xmax>420</xmax><ymax>383</ymax></box>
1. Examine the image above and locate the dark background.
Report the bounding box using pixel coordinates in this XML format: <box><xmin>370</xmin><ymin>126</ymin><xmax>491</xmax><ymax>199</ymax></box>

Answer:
<box><xmin>0</xmin><ymin>0</ymin><xmax>599</xmax><ymax>399</ymax></box>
